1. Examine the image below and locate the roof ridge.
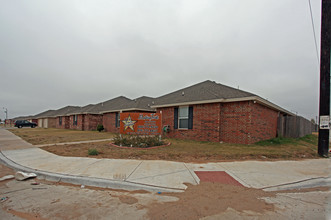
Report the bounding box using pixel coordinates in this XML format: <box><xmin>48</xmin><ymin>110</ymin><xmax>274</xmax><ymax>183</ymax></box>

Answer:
<box><xmin>156</xmin><ymin>80</ymin><xmax>212</xmax><ymax>99</ymax></box>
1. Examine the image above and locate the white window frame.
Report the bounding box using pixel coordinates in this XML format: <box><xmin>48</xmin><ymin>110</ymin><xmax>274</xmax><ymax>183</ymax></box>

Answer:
<box><xmin>178</xmin><ymin>106</ymin><xmax>189</xmax><ymax>129</ymax></box>
<box><xmin>73</xmin><ymin>115</ymin><xmax>78</xmax><ymax>126</ymax></box>
<box><xmin>116</xmin><ymin>112</ymin><xmax>121</xmax><ymax>128</ymax></box>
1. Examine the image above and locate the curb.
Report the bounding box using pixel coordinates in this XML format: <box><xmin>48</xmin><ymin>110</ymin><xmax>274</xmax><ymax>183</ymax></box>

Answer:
<box><xmin>0</xmin><ymin>151</ymin><xmax>183</xmax><ymax>193</ymax></box>
<box><xmin>261</xmin><ymin>177</ymin><xmax>331</xmax><ymax>191</ymax></box>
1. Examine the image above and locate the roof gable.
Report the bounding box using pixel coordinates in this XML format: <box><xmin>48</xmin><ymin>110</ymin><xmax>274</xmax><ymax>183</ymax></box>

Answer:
<box><xmin>153</xmin><ymin>80</ymin><xmax>255</xmax><ymax>107</ymax></box>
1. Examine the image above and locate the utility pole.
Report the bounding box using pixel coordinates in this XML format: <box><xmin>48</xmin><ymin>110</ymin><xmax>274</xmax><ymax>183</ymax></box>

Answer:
<box><xmin>318</xmin><ymin>0</ymin><xmax>331</xmax><ymax>157</ymax></box>
<box><xmin>3</xmin><ymin>107</ymin><xmax>8</xmax><ymax>127</ymax></box>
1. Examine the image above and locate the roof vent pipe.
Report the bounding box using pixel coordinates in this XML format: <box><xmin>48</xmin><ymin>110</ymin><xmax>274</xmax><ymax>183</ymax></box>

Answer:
<box><xmin>182</xmin><ymin>91</ymin><xmax>185</xmax><ymax>96</ymax></box>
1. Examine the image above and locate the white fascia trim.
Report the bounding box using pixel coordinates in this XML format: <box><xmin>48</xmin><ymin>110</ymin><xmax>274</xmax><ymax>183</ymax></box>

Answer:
<box><xmin>82</xmin><ymin>112</ymin><xmax>102</xmax><ymax>115</ymax></box>
<box><xmin>65</xmin><ymin>113</ymin><xmax>79</xmax><ymax>116</ymax></box>
<box><xmin>150</xmin><ymin>99</ymin><xmax>226</xmax><ymax>108</ymax></box>
<box><xmin>100</xmin><ymin>108</ymin><xmax>155</xmax><ymax>114</ymax></box>
<box><xmin>254</xmin><ymin>97</ymin><xmax>295</xmax><ymax>116</ymax></box>
<box><xmin>65</xmin><ymin>112</ymin><xmax>101</xmax><ymax>116</ymax></box>
<box><xmin>34</xmin><ymin>116</ymin><xmax>56</xmax><ymax>119</ymax></box>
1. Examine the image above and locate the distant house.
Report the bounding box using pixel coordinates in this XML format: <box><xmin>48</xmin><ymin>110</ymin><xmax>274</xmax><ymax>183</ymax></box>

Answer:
<box><xmin>100</xmin><ymin>96</ymin><xmax>155</xmax><ymax>133</ymax></box>
<box><xmin>151</xmin><ymin>80</ymin><xmax>294</xmax><ymax>144</ymax></box>
<box><xmin>54</xmin><ymin>106</ymin><xmax>81</xmax><ymax>130</ymax></box>
<box><xmin>66</xmin><ymin>104</ymin><xmax>103</xmax><ymax>131</ymax></box>
<box><xmin>12</xmin><ymin>116</ymin><xmax>37</xmax><ymax>124</ymax></box>
<box><xmin>33</xmin><ymin>110</ymin><xmax>57</xmax><ymax>128</ymax></box>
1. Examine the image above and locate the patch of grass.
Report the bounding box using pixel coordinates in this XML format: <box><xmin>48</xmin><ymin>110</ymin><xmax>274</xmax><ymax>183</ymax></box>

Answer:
<box><xmin>255</xmin><ymin>137</ymin><xmax>297</xmax><ymax>146</ymax></box>
<box><xmin>88</xmin><ymin>148</ymin><xmax>99</xmax><ymax>155</ymax></box>
<box><xmin>299</xmin><ymin>134</ymin><xmax>318</xmax><ymax>145</ymax></box>
<box><xmin>256</xmin><ymin>134</ymin><xmax>318</xmax><ymax>146</ymax></box>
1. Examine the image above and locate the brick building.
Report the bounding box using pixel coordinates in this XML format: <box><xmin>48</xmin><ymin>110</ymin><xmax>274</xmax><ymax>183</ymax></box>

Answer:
<box><xmin>66</xmin><ymin>104</ymin><xmax>103</xmax><ymax>131</ymax></box>
<box><xmin>54</xmin><ymin>106</ymin><xmax>81</xmax><ymax>130</ymax></box>
<box><xmin>101</xmin><ymin>96</ymin><xmax>155</xmax><ymax>133</ymax></box>
<box><xmin>152</xmin><ymin>80</ymin><xmax>293</xmax><ymax>144</ymax></box>
<box><xmin>32</xmin><ymin>110</ymin><xmax>57</xmax><ymax>128</ymax></box>
<box><xmin>23</xmin><ymin>80</ymin><xmax>297</xmax><ymax>144</ymax></box>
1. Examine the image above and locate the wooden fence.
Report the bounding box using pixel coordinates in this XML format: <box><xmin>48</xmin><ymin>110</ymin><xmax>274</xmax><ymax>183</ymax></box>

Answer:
<box><xmin>277</xmin><ymin>115</ymin><xmax>317</xmax><ymax>138</ymax></box>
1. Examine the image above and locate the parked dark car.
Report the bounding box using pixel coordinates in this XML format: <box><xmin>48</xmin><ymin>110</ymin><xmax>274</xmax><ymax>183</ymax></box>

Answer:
<box><xmin>14</xmin><ymin>120</ymin><xmax>37</xmax><ymax>128</ymax></box>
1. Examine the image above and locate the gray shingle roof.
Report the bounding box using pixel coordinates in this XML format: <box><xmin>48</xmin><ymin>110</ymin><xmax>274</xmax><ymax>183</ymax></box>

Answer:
<box><xmin>52</xmin><ymin>106</ymin><xmax>81</xmax><ymax>117</ymax></box>
<box><xmin>33</xmin><ymin>110</ymin><xmax>56</xmax><ymax>119</ymax></box>
<box><xmin>12</xmin><ymin>115</ymin><xmax>34</xmax><ymax>121</ymax></box>
<box><xmin>152</xmin><ymin>80</ymin><xmax>255</xmax><ymax>107</ymax></box>
<box><xmin>67</xmin><ymin>104</ymin><xmax>98</xmax><ymax>115</ymax></box>
<box><xmin>121</xmin><ymin>96</ymin><xmax>156</xmax><ymax>112</ymax></box>
<box><xmin>98</xmin><ymin>96</ymin><xmax>133</xmax><ymax>113</ymax></box>
<box><xmin>99</xmin><ymin>96</ymin><xmax>155</xmax><ymax>113</ymax></box>
<box><xmin>21</xmin><ymin>80</ymin><xmax>293</xmax><ymax>118</ymax></box>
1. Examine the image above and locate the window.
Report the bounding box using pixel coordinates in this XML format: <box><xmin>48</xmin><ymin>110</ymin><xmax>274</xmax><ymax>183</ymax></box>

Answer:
<box><xmin>174</xmin><ymin>106</ymin><xmax>193</xmax><ymax>129</ymax></box>
<box><xmin>59</xmin><ymin>117</ymin><xmax>62</xmax><ymax>126</ymax></box>
<box><xmin>73</xmin><ymin>115</ymin><xmax>77</xmax><ymax>126</ymax></box>
<box><xmin>115</xmin><ymin>112</ymin><xmax>120</xmax><ymax>128</ymax></box>
<box><xmin>179</xmin><ymin>106</ymin><xmax>189</xmax><ymax>129</ymax></box>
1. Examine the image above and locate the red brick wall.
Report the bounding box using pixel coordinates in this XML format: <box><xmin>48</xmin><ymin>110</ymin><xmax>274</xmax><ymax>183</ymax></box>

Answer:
<box><xmin>157</xmin><ymin>103</ymin><xmax>221</xmax><ymax>142</ymax></box>
<box><xmin>83</xmin><ymin>114</ymin><xmax>103</xmax><ymax>131</ymax></box>
<box><xmin>157</xmin><ymin>101</ymin><xmax>279</xmax><ymax>144</ymax></box>
<box><xmin>56</xmin><ymin>116</ymin><xmax>70</xmax><ymax>129</ymax></box>
<box><xmin>103</xmin><ymin>113</ymin><xmax>119</xmax><ymax>133</ymax></box>
<box><xmin>249</xmin><ymin>103</ymin><xmax>278</xmax><ymax>143</ymax></box>
<box><xmin>47</xmin><ymin>118</ymin><xmax>57</xmax><ymax>128</ymax></box>
<box><xmin>220</xmin><ymin>101</ymin><xmax>278</xmax><ymax>144</ymax></box>
<box><xmin>69</xmin><ymin>115</ymin><xmax>84</xmax><ymax>130</ymax></box>
<box><xmin>220</xmin><ymin>101</ymin><xmax>252</xmax><ymax>144</ymax></box>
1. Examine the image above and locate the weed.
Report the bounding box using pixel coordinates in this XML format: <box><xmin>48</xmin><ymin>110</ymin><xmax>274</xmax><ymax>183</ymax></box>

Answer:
<box><xmin>256</xmin><ymin>134</ymin><xmax>318</xmax><ymax>146</ymax></box>
<box><xmin>88</xmin><ymin>148</ymin><xmax>99</xmax><ymax>155</ymax></box>
<box><xmin>113</xmin><ymin>135</ymin><xmax>164</xmax><ymax>148</ymax></box>
<box><xmin>97</xmin><ymin>124</ymin><xmax>104</xmax><ymax>132</ymax></box>
<box><xmin>299</xmin><ymin>134</ymin><xmax>318</xmax><ymax>145</ymax></box>
<box><xmin>256</xmin><ymin>137</ymin><xmax>297</xmax><ymax>146</ymax></box>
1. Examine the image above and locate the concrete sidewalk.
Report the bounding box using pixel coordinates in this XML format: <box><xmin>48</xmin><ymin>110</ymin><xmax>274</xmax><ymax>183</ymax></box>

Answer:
<box><xmin>0</xmin><ymin>128</ymin><xmax>330</xmax><ymax>192</ymax></box>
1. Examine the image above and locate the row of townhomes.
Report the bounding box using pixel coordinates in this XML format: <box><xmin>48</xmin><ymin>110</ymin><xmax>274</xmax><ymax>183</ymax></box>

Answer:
<box><xmin>16</xmin><ymin>80</ymin><xmax>315</xmax><ymax>144</ymax></box>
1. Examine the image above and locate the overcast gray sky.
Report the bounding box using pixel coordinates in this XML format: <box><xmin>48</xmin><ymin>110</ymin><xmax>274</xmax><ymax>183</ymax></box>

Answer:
<box><xmin>0</xmin><ymin>0</ymin><xmax>322</xmax><ymax>121</ymax></box>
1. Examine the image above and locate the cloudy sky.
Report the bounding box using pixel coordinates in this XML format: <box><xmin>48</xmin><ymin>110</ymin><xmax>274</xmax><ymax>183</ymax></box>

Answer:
<box><xmin>0</xmin><ymin>0</ymin><xmax>322</xmax><ymax>120</ymax></box>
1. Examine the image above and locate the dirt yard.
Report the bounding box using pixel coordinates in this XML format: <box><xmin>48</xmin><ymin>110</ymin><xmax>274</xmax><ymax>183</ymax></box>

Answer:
<box><xmin>10</xmin><ymin>128</ymin><xmax>320</xmax><ymax>163</ymax></box>
<box><xmin>41</xmin><ymin>137</ymin><xmax>319</xmax><ymax>163</ymax></box>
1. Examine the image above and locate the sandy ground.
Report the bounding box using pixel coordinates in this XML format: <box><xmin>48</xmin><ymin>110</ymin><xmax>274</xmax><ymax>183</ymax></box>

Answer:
<box><xmin>0</xmin><ymin>163</ymin><xmax>330</xmax><ymax>220</ymax></box>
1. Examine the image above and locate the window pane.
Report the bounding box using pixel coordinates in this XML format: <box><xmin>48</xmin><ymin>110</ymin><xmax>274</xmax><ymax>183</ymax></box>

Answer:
<box><xmin>179</xmin><ymin>119</ymin><xmax>188</xmax><ymax>129</ymax></box>
<box><xmin>179</xmin><ymin>107</ymin><xmax>189</xmax><ymax>117</ymax></box>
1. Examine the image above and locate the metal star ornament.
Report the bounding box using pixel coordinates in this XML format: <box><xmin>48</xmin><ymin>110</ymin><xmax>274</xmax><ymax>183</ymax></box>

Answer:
<box><xmin>122</xmin><ymin>115</ymin><xmax>136</xmax><ymax>131</ymax></box>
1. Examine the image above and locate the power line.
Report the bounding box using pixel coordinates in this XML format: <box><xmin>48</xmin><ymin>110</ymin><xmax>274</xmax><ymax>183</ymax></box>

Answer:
<box><xmin>308</xmin><ymin>0</ymin><xmax>320</xmax><ymax>66</ymax></box>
